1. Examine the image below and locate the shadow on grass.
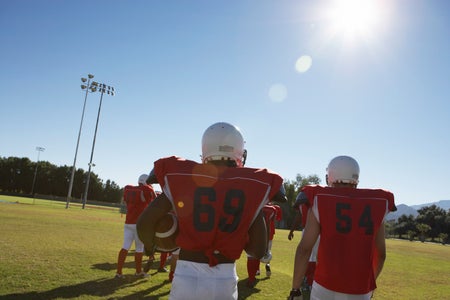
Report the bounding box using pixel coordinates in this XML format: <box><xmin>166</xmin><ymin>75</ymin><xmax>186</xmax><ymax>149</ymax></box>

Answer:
<box><xmin>92</xmin><ymin>258</ymin><xmax>164</xmax><ymax>277</ymax></box>
<box><xmin>1</xmin><ymin>255</ymin><xmax>266</xmax><ymax>300</ymax></box>
<box><xmin>0</xmin><ymin>276</ymin><xmax>264</xmax><ymax>300</ymax></box>
<box><xmin>0</xmin><ymin>275</ymin><xmax>171</xmax><ymax>300</ymax></box>
<box><xmin>1</xmin><ymin>256</ymin><xmax>171</xmax><ymax>300</ymax></box>
<box><xmin>237</xmin><ymin>276</ymin><xmax>270</xmax><ymax>299</ymax></box>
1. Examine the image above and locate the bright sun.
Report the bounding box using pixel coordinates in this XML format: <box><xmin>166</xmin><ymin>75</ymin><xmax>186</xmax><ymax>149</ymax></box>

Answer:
<box><xmin>327</xmin><ymin>0</ymin><xmax>384</xmax><ymax>39</ymax></box>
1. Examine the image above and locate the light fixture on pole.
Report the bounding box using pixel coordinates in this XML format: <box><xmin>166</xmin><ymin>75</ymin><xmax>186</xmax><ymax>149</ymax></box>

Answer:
<box><xmin>66</xmin><ymin>74</ymin><xmax>97</xmax><ymax>209</ymax></box>
<box><xmin>31</xmin><ymin>146</ymin><xmax>45</xmax><ymax>199</ymax></box>
<box><xmin>81</xmin><ymin>83</ymin><xmax>115</xmax><ymax>209</ymax></box>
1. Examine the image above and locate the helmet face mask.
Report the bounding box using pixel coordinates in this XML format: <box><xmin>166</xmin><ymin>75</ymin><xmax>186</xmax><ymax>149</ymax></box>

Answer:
<box><xmin>326</xmin><ymin>156</ymin><xmax>359</xmax><ymax>186</ymax></box>
<box><xmin>201</xmin><ymin>122</ymin><xmax>247</xmax><ymax>167</ymax></box>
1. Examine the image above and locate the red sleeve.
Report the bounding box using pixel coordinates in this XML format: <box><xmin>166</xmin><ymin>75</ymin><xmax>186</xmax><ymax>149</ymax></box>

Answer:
<box><xmin>386</xmin><ymin>190</ymin><xmax>396</xmax><ymax>212</ymax></box>
<box><xmin>299</xmin><ymin>185</ymin><xmax>316</xmax><ymax>226</ymax></box>
<box><xmin>123</xmin><ymin>185</ymin><xmax>133</xmax><ymax>203</ymax></box>
<box><xmin>141</xmin><ymin>184</ymin><xmax>157</xmax><ymax>203</ymax></box>
<box><xmin>274</xmin><ymin>204</ymin><xmax>282</xmax><ymax>221</ymax></box>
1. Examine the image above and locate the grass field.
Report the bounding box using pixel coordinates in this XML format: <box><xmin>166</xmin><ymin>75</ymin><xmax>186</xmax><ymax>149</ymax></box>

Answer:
<box><xmin>0</xmin><ymin>195</ymin><xmax>449</xmax><ymax>300</ymax></box>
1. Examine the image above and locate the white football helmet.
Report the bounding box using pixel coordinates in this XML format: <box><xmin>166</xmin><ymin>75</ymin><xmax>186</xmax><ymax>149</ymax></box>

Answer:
<box><xmin>138</xmin><ymin>174</ymin><xmax>148</xmax><ymax>185</ymax></box>
<box><xmin>201</xmin><ymin>122</ymin><xmax>247</xmax><ymax>167</ymax></box>
<box><xmin>326</xmin><ymin>156</ymin><xmax>359</xmax><ymax>186</ymax></box>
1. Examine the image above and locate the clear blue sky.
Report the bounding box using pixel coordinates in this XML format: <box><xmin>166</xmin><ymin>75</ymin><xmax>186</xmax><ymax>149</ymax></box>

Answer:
<box><xmin>1</xmin><ymin>0</ymin><xmax>449</xmax><ymax>206</ymax></box>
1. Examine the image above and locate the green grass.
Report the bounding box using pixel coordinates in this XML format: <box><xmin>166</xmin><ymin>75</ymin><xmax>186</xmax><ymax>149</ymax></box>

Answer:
<box><xmin>0</xmin><ymin>196</ymin><xmax>449</xmax><ymax>299</ymax></box>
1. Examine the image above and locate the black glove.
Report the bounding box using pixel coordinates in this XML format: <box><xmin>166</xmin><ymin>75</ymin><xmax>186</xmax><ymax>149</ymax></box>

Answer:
<box><xmin>146</xmin><ymin>169</ymin><xmax>159</xmax><ymax>184</ymax></box>
<box><xmin>144</xmin><ymin>244</ymin><xmax>156</xmax><ymax>257</ymax></box>
<box><xmin>288</xmin><ymin>231</ymin><xmax>294</xmax><ymax>240</ymax></box>
<box><xmin>287</xmin><ymin>288</ymin><xmax>302</xmax><ymax>300</ymax></box>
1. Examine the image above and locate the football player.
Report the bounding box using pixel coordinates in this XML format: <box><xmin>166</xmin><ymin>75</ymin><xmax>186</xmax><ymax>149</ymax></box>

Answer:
<box><xmin>246</xmin><ymin>202</ymin><xmax>282</xmax><ymax>288</ymax></box>
<box><xmin>288</xmin><ymin>156</ymin><xmax>396</xmax><ymax>300</ymax></box>
<box><xmin>288</xmin><ymin>191</ymin><xmax>320</xmax><ymax>300</ymax></box>
<box><xmin>137</xmin><ymin>122</ymin><xmax>287</xmax><ymax>300</ymax></box>
<box><xmin>115</xmin><ymin>174</ymin><xmax>157</xmax><ymax>278</ymax></box>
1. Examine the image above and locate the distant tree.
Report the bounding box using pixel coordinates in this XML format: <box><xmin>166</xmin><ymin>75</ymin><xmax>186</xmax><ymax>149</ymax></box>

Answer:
<box><xmin>445</xmin><ymin>214</ymin><xmax>450</xmax><ymax>237</ymax></box>
<box><xmin>0</xmin><ymin>157</ymin><xmax>33</xmax><ymax>193</ymax></box>
<box><xmin>71</xmin><ymin>168</ymin><xmax>87</xmax><ymax>200</ymax></box>
<box><xmin>84</xmin><ymin>173</ymin><xmax>103</xmax><ymax>202</ymax></box>
<box><xmin>281</xmin><ymin>174</ymin><xmax>321</xmax><ymax>229</ymax></box>
<box><xmin>407</xmin><ymin>230</ymin><xmax>415</xmax><ymax>241</ymax></box>
<box><xmin>416</xmin><ymin>223</ymin><xmax>431</xmax><ymax>242</ymax></box>
<box><xmin>279</xmin><ymin>179</ymin><xmax>296</xmax><ymax>229</ymax></box>
<box><xmin>34</xmin><ymin>161</ymin><xmax>54</xmax><ymax>195</ymax></box>
<box><xmin>394</xmin><ymin>214</ymin><xmax>416</xmax><ymax>239</ymax></box>
<box><xmin>416</xmin><ymin>205</ymin><xmax>447</xmax><ymax>242</ymax></box>
<box><xmin>101</xmin><ymin>179</ymin><xmax>122</xmax><ymax>203</ymax></box>
<box><xmin>438</xmin><ymin>233</ymin><xmax>448</xmax><ymax>245</ymax></box>
<box><xmin>384</xmin><ymin>220</ymin><xmax>395</xmax><ymax>238</ymax></box>
<box><xmin>49</xmin><ymin>165</ymin><xmax>72</xmax><ymax>196</ymax></box>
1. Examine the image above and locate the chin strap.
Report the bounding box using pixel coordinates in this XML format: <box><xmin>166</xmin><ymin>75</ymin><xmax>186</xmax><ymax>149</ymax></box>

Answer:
<box><xmin>241</xmin><ymin>149</ymin><xmax>247</xmax><ymax>166</ymax></box>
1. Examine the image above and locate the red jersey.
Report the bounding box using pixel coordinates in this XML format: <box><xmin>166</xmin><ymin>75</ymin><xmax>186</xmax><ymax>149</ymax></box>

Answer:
<box><xmin>263</xmin><ymin>204</ymin><xmax>282</xmax><ymax>240</ymax></box>
<box><xmin>153</xmin><ymin>156</ymin><xmax>283</xmax><ymax>266</ymax></box>
<box><xmin>123</xmin><ymin>184</ymin><xmax>156</xmax><ymax>224</ymax></box>
<box><xmin>294</xmin><ymin>192</ymin><xmax>310</xmax><ymax>227</ymax></box>
<box><xmin>301</xmin><ymin>185</ymin><xmax>396</xmax><ymax>294</ymax></box>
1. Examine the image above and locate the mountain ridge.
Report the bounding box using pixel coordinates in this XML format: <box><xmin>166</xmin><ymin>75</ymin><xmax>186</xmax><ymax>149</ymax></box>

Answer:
<box><xmin>387</xmin><ymin>200</ymin><xmax>450</xmax><ymax>221</ymax></box>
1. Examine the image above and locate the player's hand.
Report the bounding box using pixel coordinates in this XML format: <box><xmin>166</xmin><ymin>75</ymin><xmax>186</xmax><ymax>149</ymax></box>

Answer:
<box><xmin>260</xmin><ymin>252</ymin><xmax>272</xmax><ymax>264</ymax></box>
<box><xmin>287</xmin><ymin>288</ymin><xmax>302</xmax><ymax>300</ymax></box>
<box><xmin>144</xmin><ymin>244</ymin><xmax>156</xmax><ymax>257</ymax></box>
<box><xmin>288</xmin><ymin>231</ymin><xmax>294</xmax><ymax>240</ymax></box>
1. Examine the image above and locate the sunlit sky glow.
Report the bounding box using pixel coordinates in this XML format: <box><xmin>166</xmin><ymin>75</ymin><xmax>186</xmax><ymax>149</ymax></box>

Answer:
<box><xmin>329</xmin><ymin>0</ymin><xmax>382</xmax><ymax>37</ymax></box>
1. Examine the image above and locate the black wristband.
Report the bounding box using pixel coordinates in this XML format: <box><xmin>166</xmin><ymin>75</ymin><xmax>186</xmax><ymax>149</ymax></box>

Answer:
<box><xmin>144</xmin><ymin>244</ymin><xmax>156</xmax><ymax>256</ymax></box>
<box><xmin>290</xmin><ymin>288</ymin><xmax>302</xmax><ymax>295</ymax></box>
<box><xmin>288</xmin><ymin>288</ymin><xmax>302</xmax><ymax>300</ymax></box>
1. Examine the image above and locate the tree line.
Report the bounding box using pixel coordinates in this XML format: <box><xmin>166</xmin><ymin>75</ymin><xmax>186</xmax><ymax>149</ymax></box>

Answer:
<box><xmin>386</xmin><ymin>205</ymin><xmax>450</xmax><ymax>244</ymax></box>
<box><xmin>0</xmin><ymin>156</ymin><xmax>122</xmax><ymax>203</ymax></box>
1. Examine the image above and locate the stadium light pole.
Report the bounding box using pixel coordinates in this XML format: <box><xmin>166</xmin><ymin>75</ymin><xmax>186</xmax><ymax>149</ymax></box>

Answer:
<box><xmin>31</xmin><ymin>146</ymin><xmax>45</xmax><ymax>199</ymax></box>
<box><xmin>81</xmin><ymin>83</ymin><xmax>115</xmax><ymax>209</ymax></box>
<box><xmin>66</xmin><ymin>74</ymin><xmax>98</xmax><ymax>209</ymax></box>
